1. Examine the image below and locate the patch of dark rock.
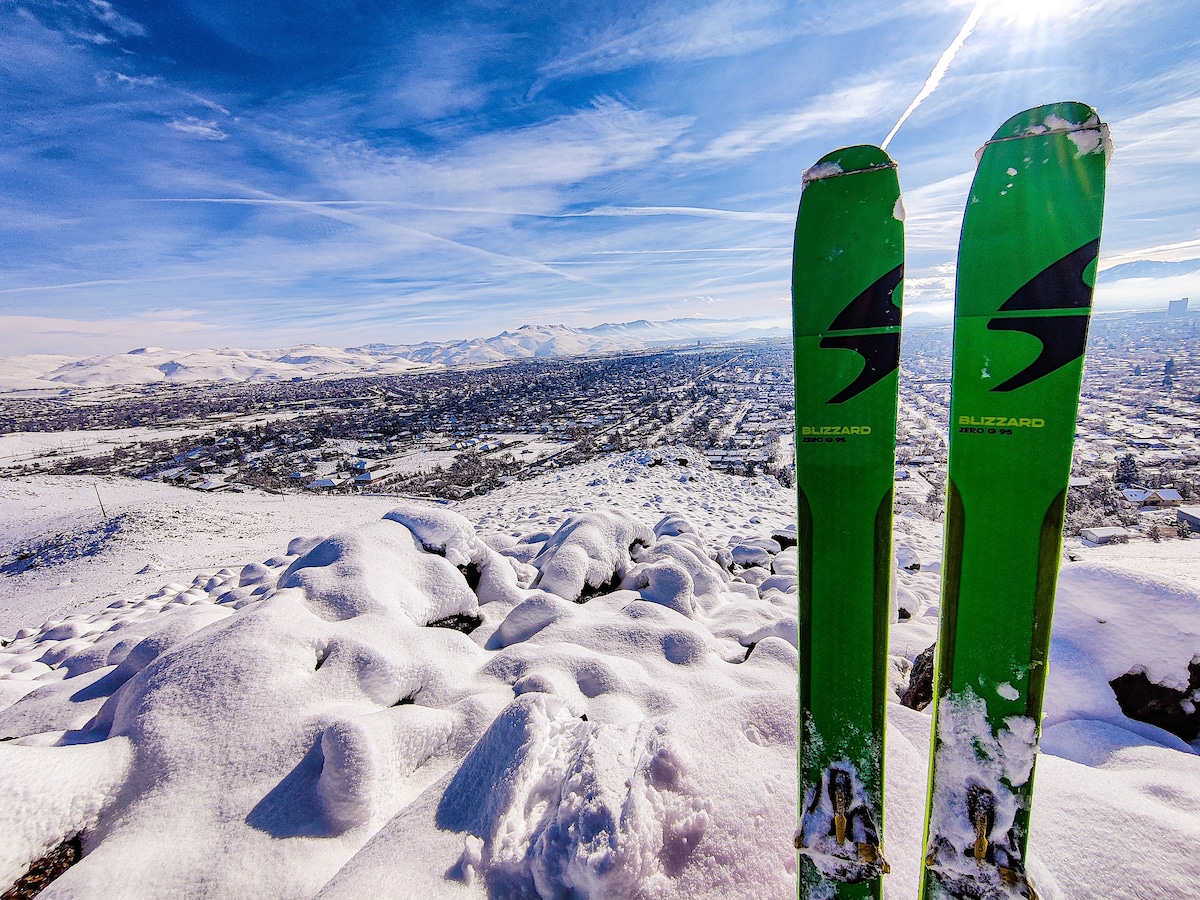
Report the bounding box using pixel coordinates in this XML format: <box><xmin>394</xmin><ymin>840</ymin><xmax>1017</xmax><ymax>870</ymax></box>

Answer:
<box><xmin>898</xmin><ymin>607</ymin><xmax>912</xmax><ymax>621</ymax></box>
<box><xmin>771</xmin><ymin>531</ymin><xmax>797</xmax><ymax>550</ymax></box>
<box><xmin>743</xmin><ymin>642</ymin><xmax>756</xmax><ymax>662</ymax></box>
<box><xmin>427</xmin><ymin>612</ymin><xmax>483</xmax><ymax>634</ymax></box>
<box><xmin>580</xmin><ymin>714</ymin><xmax>588</xmax><ymax>722</ymax></box>
<box><xmin>1109</xmin><ymin>660</ymin><xmax>1200</xmax><ymax>742</ymax></box>
<box><xmin>577</xmin><ymin>571</ymin><xmax>623</xmax><ymax>603</ymax></box>
<box><xmin>675</xmin><ymin>458</ymin><xmax>689</xmax><ymax>467</ymax></box>
<box><xmin>2</xmin><ymin>834</ymin><xmax>82</xmax><ymax>900</ymax></box>
<box><xmin>647</xmin><ymin>458</ymin><xmax>664</xmax><ymax>467</ymax></box>
<box><xmin>457</xmin><ymin>563</ymin><xmax>482</xmax><ymax>592</ymax></box>
<box><xmin>393</xmin><ymin>694</ymin><xmax>416</xmax><ymax>707</ymax></box>
<box><xmin>901</xmin><ymin>643</ymin><xmax>936</xmax><ymax>711</ymax></box>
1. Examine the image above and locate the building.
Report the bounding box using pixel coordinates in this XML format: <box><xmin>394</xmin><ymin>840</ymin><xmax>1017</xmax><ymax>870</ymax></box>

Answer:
<box><xmin>1153</xmin><ymin>488</ymin><xmax>1184</xmax><ymax>507</ymax></box>
<box><xmin>1178</xmin><ymin>506</ymin><xmax>1200</xmax><ymax>530</ymax></box>
<box><xmin>1081</xmin><ymin>526</ymin><xmax>1130</xmax><ymax>545</ymax></box>
<box><xmin>1122</xmin><ymin>487</ymin><xmax>1185</xmax><ymax>507</ymax></box>
<box><xmin>1120</xmin><ymin>488</ymin><xmax>1156</xmax><ymax>507</ymax></box>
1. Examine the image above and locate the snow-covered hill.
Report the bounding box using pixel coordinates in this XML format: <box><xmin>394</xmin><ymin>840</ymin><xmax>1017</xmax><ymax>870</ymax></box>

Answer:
<box><xmin>0</xmin><ymin>345</ymin><xmax>430</xmax><ymax>392</ymax></box>
<box><xmin>0</xmin><ymin>319</ymin><xmax>788</xmax><ymax>391</ymax></box>
<box><xmin>0</xmin><ymin>455</ymin><xmax>1198</xmax><ymax>898</ymax></box>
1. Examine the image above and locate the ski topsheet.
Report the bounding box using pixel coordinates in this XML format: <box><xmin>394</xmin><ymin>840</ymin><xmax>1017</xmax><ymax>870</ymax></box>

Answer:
<box><xmin>793</xmin><ymin>145</ymin><xmax>903</xmax><ymax>900</ymax></box>
<box><xmin>920</xmin><ymin>103</ymin><xmax>1111</xmax><ymax>899</ymax></box>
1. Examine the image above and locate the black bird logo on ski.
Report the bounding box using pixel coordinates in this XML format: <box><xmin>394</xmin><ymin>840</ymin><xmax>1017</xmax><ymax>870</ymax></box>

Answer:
<box><xmin>987</xmin><ymin>238</ymin><xmax>1099</xmax><ymax>392</ymax></box>
<box><xmin>820</xmin><ymin>264</ymin><xmax>903</xmax><ymax>404</ymax></box>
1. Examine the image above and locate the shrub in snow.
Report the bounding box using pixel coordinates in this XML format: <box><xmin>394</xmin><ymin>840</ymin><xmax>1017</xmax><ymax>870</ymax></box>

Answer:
<box><xmin>622</xmin><ymin>560</ymin><xmax>696</xmax><ymax>617</ymax></box>
<box><xmin>531</xmin><ymin>511</ymin><xmax>654</xmax><ymax>603</ymax></box>
<box><xmin>729</xmin><ymin>543</ymin><xmax>773</xmax><ymax>569</ymax></box>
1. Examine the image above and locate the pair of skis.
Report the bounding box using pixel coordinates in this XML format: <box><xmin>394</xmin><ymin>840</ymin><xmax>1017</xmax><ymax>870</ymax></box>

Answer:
<box><xmin>793</xmin><ymin>102</ymin><xmax>1111</xmax><ymax>899</ymax></box>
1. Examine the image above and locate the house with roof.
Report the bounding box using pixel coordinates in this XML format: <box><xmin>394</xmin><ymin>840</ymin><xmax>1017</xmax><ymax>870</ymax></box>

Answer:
<box><xmin>1120</xmin><ymin>487</ymin><xmax>1157</xmax><ymax>507</ymax></box>
<box><xmin>1152</xmin><ymin>488</ymin><xmax>1184</xmax><ymax>507</ymax></box>
<box><xmin>1081</xmin><ymin>526</ymin><xmax>1130</xmax><ymax>545</ymax></box>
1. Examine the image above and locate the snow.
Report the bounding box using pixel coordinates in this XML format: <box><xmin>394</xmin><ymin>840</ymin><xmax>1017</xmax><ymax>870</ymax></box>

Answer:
<box><xmin>801</xmin><ymin>161</ymin><xmax>843</xmax><ymax>185</ymax></box>
<box><xmin>924</xmin><ymin>691</ymin><xmax>1035</xmax><ymax>895</ymax></box>
<box><xmin>0</xmin><ymin>320</ymin><xmax>791</xmax><ymax>392</ymax></box>
<box><xmin>1</xmin><ymin>452</ymin><xmax>1199</xmax><ymax>898</ymax></box>
<box><xmin>0</xmin><ymin>427</ymin><xmax>207</xmax><ymax>469</ymax></box>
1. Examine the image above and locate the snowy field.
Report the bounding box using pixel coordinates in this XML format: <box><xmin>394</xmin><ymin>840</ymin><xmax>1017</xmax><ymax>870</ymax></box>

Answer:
<box><xmin>1</xmin><ymin>452</ymin><xmax>1198</xmax><ymax>898</ymax></box>
<box><xmin>0</xmin><ymin>427</ymin><xmax>206</xmax><ymax>468</ymax></box>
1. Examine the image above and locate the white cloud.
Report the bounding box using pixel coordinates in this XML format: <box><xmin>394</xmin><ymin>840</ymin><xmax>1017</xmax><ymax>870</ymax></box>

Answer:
<box><xmin>0</xmin><ymin>312</ymin><xmax>222</xmax><ymax>357</ymax></box>
<box><xmin>88</xmin><ymin>0</ymin><xmax>145</xmax><ymax>38</ymax></box>
<box><xmin>669</xmin><ymin>81</ymin><xmax>897</xmax><ymax>163</ymax></box>
<box><xmin>184</xmin><ymin>93</ymin><xmax>231</xmax><ymax>116</ymax></box>
<box><xmin>797</xmin><ymin>0</ymin><xmax>977</xmax><ymax>36</ymax></box>
<box><xmin>901</xmin><ymin>265</ymin><xmax>957</xmax><ymax>312</ymax></box>
<box><xmin>538</xmin><ymin>0</ymin><xmax>793</xmax><ymax>82</ymax></box>
<box><xmin>318</xmin><ymin>97</ymin><xmax>690</xmax><ymax>212</ymax></box>
<box><xmin>108</xmin><ymin>72</ymin><xmax>161</xmax><ymax>88</ymax></box>
<box><xmin>1098</xmin><ymin>238</ymin><xmax>1200</xmax><ymax>271</ymax></box>
<box><xmin>901</xmin><ymin>170</ymin><xmax>973</xmax><ymax>251</ymax></box>
<box><xmin>1110</xmin><ymin>96</ymin><xmax>1200</xmax><ymax>173</ymax></box>
<box><xmin>168</xmin><ymin>117</ymin><xmax>229</xmax><ymax>141</ymax></box>
<box><xmin>577</xmin><ymin>206</ymin><xmax>794</xmax><ymax>223</ymax></box>
<box><xmin>67</xmin><ymin>29</ymin><xmax>112</xmax><ymax>45</ymax></box>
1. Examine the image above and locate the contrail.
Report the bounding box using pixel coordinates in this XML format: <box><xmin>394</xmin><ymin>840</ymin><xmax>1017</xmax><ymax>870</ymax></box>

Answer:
<box><xmin>881</xmin><ymin>1</ymin><xmax>989</xmax><ymax>150</ymax></box>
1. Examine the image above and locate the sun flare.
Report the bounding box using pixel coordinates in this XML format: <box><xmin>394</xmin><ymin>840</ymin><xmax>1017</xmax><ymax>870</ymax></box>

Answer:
<box><xmin>995</xmin><ymin>0</ymin><xmax>1079</xmax><ymax>26</ymax></box>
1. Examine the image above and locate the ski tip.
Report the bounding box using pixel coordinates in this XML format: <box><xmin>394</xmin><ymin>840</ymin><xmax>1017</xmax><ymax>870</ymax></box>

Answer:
<box><xmin>991</xmin><ymin>101</ymin><xmax>1101</xmax><ymax>140</ymax></box>
<box><xmin>802</xmin><ymin>145</ymin><xmax>896</xmax><ymax>185</ymax></box>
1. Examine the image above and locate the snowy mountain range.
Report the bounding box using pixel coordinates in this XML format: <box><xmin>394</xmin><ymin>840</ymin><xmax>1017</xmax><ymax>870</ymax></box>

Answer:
<box><xmin>0</xmin><ymin>319</ymin><xmax>789</xmax><ymax>392</ymax></box>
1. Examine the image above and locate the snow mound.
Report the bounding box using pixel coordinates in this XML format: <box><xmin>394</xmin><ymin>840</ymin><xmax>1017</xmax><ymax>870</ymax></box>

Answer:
<box><xmin>0</xmin><ymin>490</ymin><xmax>802</xmax><ymax>898</ymax></box>
<box><xmin>530</xmin><ymin>510</ymin><xmax>653</xmax><ymax>602</ymax></box>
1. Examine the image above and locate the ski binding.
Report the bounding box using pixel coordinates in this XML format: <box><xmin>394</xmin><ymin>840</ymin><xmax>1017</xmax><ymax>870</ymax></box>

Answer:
<box><xmin>795</xmin><ymin>764</ymin><xmax>890</xmax><ymax>882</ymax></box>
<box><xmin>925</xmin><ymin>784</ymin><xmax>1039</xmax><ymax>900</ymax></box>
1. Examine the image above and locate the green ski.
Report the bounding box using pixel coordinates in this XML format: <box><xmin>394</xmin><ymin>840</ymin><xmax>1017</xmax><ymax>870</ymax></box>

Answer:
<box><xmin>792</xmin><ymin>145</ymin><xmax>903</xmax><ymax>899</ymax></box>
<box><xmin>920</xmin><ymin>103</ymin><xmax>1111</xmax><ymax>899</ymax></box>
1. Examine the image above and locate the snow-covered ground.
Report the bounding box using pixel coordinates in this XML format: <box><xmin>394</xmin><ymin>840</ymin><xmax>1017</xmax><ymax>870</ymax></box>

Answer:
<box><xmin>1</xmin><ymin>453</ymin><xmax>1198</xmax><ymax>898</ymax></box>
<box><xmin>0</xmin><ymin>427</ymin><xmax>209</xmax><ymax>469</ymax></box>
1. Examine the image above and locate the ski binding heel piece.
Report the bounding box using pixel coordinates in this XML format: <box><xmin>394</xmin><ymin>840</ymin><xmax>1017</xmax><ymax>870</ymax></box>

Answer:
<box><xmin>967</xmin><ymin>783</ymin><xmax>995</xmax><ymax>865</ymax></box>
<box><xmin>797</xmin><ymin>766</ymin><xmax>889</xmax><ymax>881</ymax></box>
<box><xmin>925</xmin><ymin>785</ymin><xmax>1039</xmax><ymax>899</ymax></box>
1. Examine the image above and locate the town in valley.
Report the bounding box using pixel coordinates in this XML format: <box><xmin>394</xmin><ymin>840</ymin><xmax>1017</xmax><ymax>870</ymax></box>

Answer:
<box><xmin>1</xmin><ymin>309</ymin><xmax>1197</xmax><ymax>546</ymax></box>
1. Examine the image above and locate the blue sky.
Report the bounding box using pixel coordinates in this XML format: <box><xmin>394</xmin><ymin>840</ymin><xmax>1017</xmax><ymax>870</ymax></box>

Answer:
<box><xmin>2</xmin><ymin>0</ymin><xmax>1198</xmax><ymax>356</ymax></box>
